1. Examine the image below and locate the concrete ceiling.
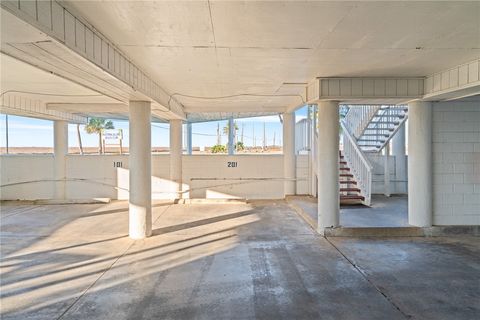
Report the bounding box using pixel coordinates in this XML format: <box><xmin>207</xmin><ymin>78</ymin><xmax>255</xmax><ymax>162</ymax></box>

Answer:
<box><xmin>64</xmin><ymin>0</ymin><xmax>480</xmax><ymax>112</ymax></box>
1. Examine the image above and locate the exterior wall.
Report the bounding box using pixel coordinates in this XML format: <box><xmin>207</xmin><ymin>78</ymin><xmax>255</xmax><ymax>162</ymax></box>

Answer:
<box><xmin>1</xmin><ymin>154</ymin><xmax>308</xmax><ymax>200</ymax></box>
<box><xmin>432</xmin><ymin>100</ymin><xmax>480</xmax><ymax>225</ymax></box>
<box><xmin>367</xmin><ymin>154</ymin><xmax>408</xmax><ymax>194</ymax></box>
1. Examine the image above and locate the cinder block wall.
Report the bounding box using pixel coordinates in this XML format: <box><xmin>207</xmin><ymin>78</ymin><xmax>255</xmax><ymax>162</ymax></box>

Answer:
<box><xmin>432</xmin><ymin>99</ymin><xmax>480</xmax><ymax>225</ymax></box>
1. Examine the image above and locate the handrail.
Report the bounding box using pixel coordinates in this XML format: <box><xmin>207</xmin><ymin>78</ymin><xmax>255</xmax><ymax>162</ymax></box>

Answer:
<box><xmin>340</xmin><ymin>120</ymin><xmax>372</xmax><ymax>170</ymax></box>
<box><xmin>340</xmin><ymin>120</ymin><xmax>372</xmax><ymax>206</ymax></box>
<box><xmin>344</xmin><ymin>105</ymin><xmax>381</xmax><ymax>138</ymax></box>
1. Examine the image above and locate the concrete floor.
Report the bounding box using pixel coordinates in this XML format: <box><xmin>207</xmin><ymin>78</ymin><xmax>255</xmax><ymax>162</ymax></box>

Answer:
<box><xmin>289</xmin><ymin>195</ymin><xmax>409</xmax><ymax>228</ymax></box>
<box><xmin>1</xmin><ymin>200</ymin><xmax>479</xmax><ymax>320</ymax></box>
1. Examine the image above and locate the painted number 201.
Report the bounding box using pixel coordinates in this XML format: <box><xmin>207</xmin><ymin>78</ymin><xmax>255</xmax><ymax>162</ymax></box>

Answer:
<box><xmin>227</xmin><ymin>161</ymin><xmax>238</xmax><ymax>168</ymax></box>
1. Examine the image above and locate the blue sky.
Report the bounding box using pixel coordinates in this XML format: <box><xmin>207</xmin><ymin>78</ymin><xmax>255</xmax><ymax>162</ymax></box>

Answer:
<box><xmin>0</xmin><ymin>106</ymin><xmax>308</xmax><ymax>148</ymax></box>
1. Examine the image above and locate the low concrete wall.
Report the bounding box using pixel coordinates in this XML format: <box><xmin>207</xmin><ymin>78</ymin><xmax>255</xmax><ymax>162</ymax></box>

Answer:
<box><xmin>1</xmin><ymin>154</ymin><xmax>308</xmax><ymax>200</ymax></box>
<box><xmin>367</xmin><ymin>154</ymin><xmax>408</xmax><ymax>194</ymax></box>
<box><xmin>0</xmin><ymin>155</ymin><xmax>54</xmax><ymax>200</ymax></box>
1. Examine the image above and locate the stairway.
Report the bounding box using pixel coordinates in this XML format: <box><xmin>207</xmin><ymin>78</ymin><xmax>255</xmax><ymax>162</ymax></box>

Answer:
<box><xmin>339</xmin><ymin>151</ymin><xmax>365</xmax><ymax>205</ymax></box>
<box><xmin>355</xmin><ymin>105</ymin><xmax>408</xmax><ymax>152</ymax></box>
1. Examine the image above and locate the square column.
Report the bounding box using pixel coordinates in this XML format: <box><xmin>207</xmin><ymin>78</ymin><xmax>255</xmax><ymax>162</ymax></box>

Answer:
<box><xmin>170</xmin><ymin>119</ymin><xmax>183</xmax><ymax>199</ymax></box>
<box><xmin>384</xmin><ymin>143</ymin><xmax>391</xmax><ymax>196</ymax></box>
<box><xmin>129</xmin><ymin>101</ymin><xmax>152</xmax><ymax>239</ymax></box>
<box><xmin>283</xmin><ymin>112</ymin><xmax>296</xmax><ymax>195</ymax></box>
<box><xmin>408</xmin><ymin>101</ymin><xmax>432</xmax><ymax>227</ymax></box>
<box><xmin>186</xmin><ymin>122</ymin><xmax>193</xmax><ymax>155</ymax></box>
<box><xmin>317</xmin><ymin>101</ymin><xmax>339</xmax><ymax>231</ymax></box>
<box><xmin>54</xmin><ymin>120</ymin><xmax>68</xmax><ymax>199</ymax></box>
<box><xmin>392</xmin><ymin>122</ymin><xmax>407</xmax><ymax>193</ymax></box>
<box><xmin>228</xmin><ymin>117</ymin><xmax>235</xmax><ymax>155</ymax></box>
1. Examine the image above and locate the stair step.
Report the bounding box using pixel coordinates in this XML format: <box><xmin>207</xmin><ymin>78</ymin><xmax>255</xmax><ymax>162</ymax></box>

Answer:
<box><xmin>373</xmin><ymin>114</ymin><xmax>405</xmax><ymax>119</ymax></box>
<box><xmin>361</xmin><ymin>134</ymin><xmax>390</xmax><ymax>137</ymax></box>
<box><xmin>339</xmin><ymin>161</ymin><xmax>347</xmax><ymax>164</ymax></box>
<box><xmin>340</xmin><ymin>173</ymin><xmax>353</xmax><ymax>177</ymax></box>
<box><xmin>339</xmin><ymin>167</ymin><xmax>350</xmax><ymax>171</ymax></box>
<box><xmin>364</xmin><ymin>128</ymin><xmax>395</xmax><ymax>132</ymax></box>
<box><xmin>340</xmin><ymin>195</ymin><xmax>365</xmax><ymax>201</ymax></box>
<box><xmin>380</xmin><ymin>106</ymin><xmax>407</xmax><ymax>110</ymax></box>
<box><xmin>358</xmin><ymin>142</ymin><xmax>381</xmax><ymax>146</ymax></box>
<box><xmin>357</xmin><ymin>138</ymin><xmax>386</xmax><ymax>142</ymax></box>
<box><xmin>340</xmin><ymin>180</ymin><xmax>357</xmax><ymax>185</ymax></box>
<box><xmin>340</xmin><ymin>187</ymin><xmax>361</xmax><ymax>192</ymax></box>
<box><xmin>368</xmin><ymin>121</ymin><xmax>400</xmax><ymax>125</ymax></box>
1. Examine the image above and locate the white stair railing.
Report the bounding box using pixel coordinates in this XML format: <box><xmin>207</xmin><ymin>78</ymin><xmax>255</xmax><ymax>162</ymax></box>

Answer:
<box><xmin>344</xmin><ymin>105</ymin><xmax>381</xmax><ymax>138</ymax></box>
<box><xmin>340</xmin><ymin>120</ymin><xmax>373</xmax><ymax>206</ymax></box>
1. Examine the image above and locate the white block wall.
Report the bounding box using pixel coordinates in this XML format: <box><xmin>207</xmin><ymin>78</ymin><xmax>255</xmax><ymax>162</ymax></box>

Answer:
<box><xmin>1</xmin><ymin>154</ymin><xmax>309</xmax><ymax>200</ymax></box>
<box><xmin>432</xmin><ymin>100</ymin><xmax>480</xmax><ymax>225</ymax></box>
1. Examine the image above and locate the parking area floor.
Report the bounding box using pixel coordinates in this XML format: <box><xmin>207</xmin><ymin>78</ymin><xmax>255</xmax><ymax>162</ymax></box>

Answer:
<box><xmin>1</xmin><ymin>200</ymin><xmax>478</xmax><ymax>320</ymax></box>
<box><xmin>288</xmin><ymin>195</ymin><xmax>409</xmax><ymax>228</ymax></box>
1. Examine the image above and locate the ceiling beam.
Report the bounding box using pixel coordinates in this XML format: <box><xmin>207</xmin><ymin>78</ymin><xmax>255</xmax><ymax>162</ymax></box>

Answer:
<box><xmin>423</xmin><ymin>59</ymin><xmax>480</xmax><ymax>101</ymax></box>
<box><xmin>1</xmin><ymin>93</ymin><xmax>87</xmax><ymax>123</ymax></box>
<box><xmin>1</xmin><ymin>1</ymin><xmax>185</xmax><ymax>119</ymax></box>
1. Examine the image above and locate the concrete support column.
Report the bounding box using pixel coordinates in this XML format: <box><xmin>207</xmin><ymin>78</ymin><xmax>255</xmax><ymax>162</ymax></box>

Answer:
<box><xmin>283</xmin><ymin>112</ymin><xmax>296</xmax><ymax>195</ymax></box>
<box><xmin>186</xmin><ymin>122</ymin><xmax>192</xmax><ymax>155</ymax></box>
<box><xmin>384</xmin><ymin>143</ymin><xmax>391</xmax><ymax>197</ymax></box>
<box><xmin>170</xmin><ymin>119</ymin><xmax>183</xmax><ymax>198</ymax></box>
<box><xmin>392</xmin><ymin>122</ymin><xmax>407</xmax><ymax>193</ymax></box>
<box><xmin>129</xmin><ymin>101</ymin><xmax>152</xmax><ymax>239</ymax></box>
<box><xmin>317</xmin><ymin>101</ymin><xmax>339</xmax><ymax>230</ymax></box>
<box><xmin>54</xmin><ymin>120</ymin><xmax>68</xmax><ymax>199</ymax></box>
<box><xmin>228</xmin><ymin>117</ymin><xmax>235</xmax><ymax>155</ymax></box>
<box><xmin>408</xmin><ymin>101</ymin><xmax>432</xmax><ymax>227</ymax></box>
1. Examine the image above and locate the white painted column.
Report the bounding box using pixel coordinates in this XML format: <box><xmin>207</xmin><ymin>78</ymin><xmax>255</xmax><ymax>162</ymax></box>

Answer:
<box><xmin>228</xmin><ymin>117</ymin><xmax>235</xmax><ymax>155</ymax></box>
<box><xmin>392</xmin><ymin>122</ymin><xmax>407</xmax><ymax>193</ymax></box>
<box><xmin>129</xmin><ymin>101</ymin><xmax>152</xmax><ymax>239</ymax></box>
<box><xmin>54</xmin><ymin>120</ymin><xmax>68</xmax><ymax>199</ymax></box>
<box><xmin>408</xmin><ymin>101</ymin><xmax>432</xmax><ymax>227</ymax></box>
<box><xmin>384</xmin><ymin>142</ymin><xmax>391</xmax><ymax>196</ymax></box>
<box><xmin>317</xmin><ymin>101</ymin><xmax>339</xmax><ymax>230</ymax></box>
<box><xmin>186</xmin><ymin>122</ymin><xmax>192</xmax><ymax>155</ymax></box>
<box><xmin>283</xmin><ymin>112</ymin><xmax>296</xmax><ymax>195</ymax></box>
<box><xmin>170</xmin><ymin>119</ymin><xmax>183</xmax><ymax>198</ymax></box>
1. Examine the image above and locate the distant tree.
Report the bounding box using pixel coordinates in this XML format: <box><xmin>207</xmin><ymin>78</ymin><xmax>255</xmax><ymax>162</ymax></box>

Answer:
<box><xmin>76</xmin><ymin>124</ymin><xmax>84</xmax><ymax>155</ymax></box>
<box><xmin>211</xmin><ymin>144</ymin><xmax>227</xmax><ymax>153</ymax></box>
<box><xmin>235</xmin><ymin>141</ymin><xmax>244</xmax><ymax>151</ymax></box>
<box><xmin>84</xmin><ymin>118</ymin><xmax>114</xmax><ymax>154</ymax></box>
<box><xmin>223</xmin><ymin>121</ymin><xmax>239</xmax><ymax>135</ymax></box>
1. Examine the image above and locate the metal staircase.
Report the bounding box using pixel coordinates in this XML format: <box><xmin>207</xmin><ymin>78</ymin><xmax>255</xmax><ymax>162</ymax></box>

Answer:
<box><xmin>307</xmin><ymin>104</ymin><xmax>406</xmax><ymax>206</ymax></box>
<box><xmin>339</xmin><ymin>104</ymin><xmax>408</xmax><ymax>205</ymax></box>
<box><xmin>344</xmin><ymin>105</ymin><xmax>408</xmax><ymax>152</ymax></box>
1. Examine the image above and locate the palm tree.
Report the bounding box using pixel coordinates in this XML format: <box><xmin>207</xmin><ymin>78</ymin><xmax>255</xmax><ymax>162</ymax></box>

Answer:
<box><xmin>223</xmin><ymin>121</ymin><xmax>239</xmax><ymax>144</ymax></box>
<box><xmin>84</xmin><ymin>118</ymin><xmax>114</xmax><ymax>154</ymax></box>
<box><xmin>76</xmin><ymin>124</ymin><xmax>84</xmax><ymax>155</ymax></box>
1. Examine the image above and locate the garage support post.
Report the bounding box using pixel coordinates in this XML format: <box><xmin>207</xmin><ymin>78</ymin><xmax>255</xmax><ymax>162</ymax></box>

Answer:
<box><xmin>317</xmin><ymin>101</ymin><xmax>340</xmax><ymax>232</ymax></box>
<box><xmin>170</xmin><ymin>119</ymin><xmax>183</xmax><ymax>199</ymax></box>
<box><xmin>283</xmin><ymin>112</ymin><xmax>296</xmax><ymax>195</ymax></box>
<box><xmin>129</xmin><ymin>101</ymin><xmax>152</xmax><ymax>239</ymax></box>
<box><xmin>54</xmin><ymin>120</ymin><xmax>68</xmax><ymax>200</ymax></box>
<box><xmin>408</xmin><ymin>101</ymin><xmax>433</xmax><ymax>227</ymax></box>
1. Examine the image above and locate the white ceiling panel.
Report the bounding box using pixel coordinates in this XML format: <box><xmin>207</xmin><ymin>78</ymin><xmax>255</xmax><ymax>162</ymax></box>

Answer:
<box><xmin>15</xmin><ymin>0</ymin><xmax>480</xmax><ymax>113</ymax></box>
